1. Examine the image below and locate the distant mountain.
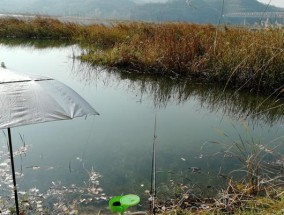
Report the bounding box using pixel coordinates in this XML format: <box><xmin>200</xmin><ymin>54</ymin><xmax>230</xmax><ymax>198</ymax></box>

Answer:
<box><xmin>0</xmin><ymin>0</ymin><xmax>284</xmax><ymax>24</ymax></box>
<box><xmin>130</xmin><ymin>0</ymin><xmax>222</xmax><ymax>23</ymax></box>
<box><xmin>0</xmin><ymin>0</ymin><xmax>135</xmax><ymax>19</ymax></box>
<box><xmin>130</xmin><ymin>0</ymin><xmax>284</xmax><ymax>24</ymax></box>
<box><xmin>132</xmin><ymin>0</ymin><xmax>168</xmax><ymax>4</ymax></box>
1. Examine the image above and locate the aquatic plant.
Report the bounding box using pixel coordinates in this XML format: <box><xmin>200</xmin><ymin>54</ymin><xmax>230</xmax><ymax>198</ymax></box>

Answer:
<box><xmin>201</xmin><ymin>127</ymin><xmax>284</xmax><ymax>214</ymax></box>
<box><xmin>147</xmin><ymin>122</ymin><xmax>284</xmax><ymax>214</ymax></box>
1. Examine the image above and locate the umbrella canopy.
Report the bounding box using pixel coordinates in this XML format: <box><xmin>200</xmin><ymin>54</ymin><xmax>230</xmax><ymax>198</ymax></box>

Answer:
<box><xmin>0</xmin><ymin>67</ymin><xmax>99</xmax><ymax>129</ymax></box>
<box><xmin>0</xmin><ymin>67</ymin><xmax>99</xmax><ymax>214</ymax></box>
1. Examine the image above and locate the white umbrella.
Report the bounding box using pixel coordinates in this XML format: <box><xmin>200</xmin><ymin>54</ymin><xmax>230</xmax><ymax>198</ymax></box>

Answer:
<box><xmin>0</xmin><ymin>67</ymin><xmax>99</xmax><ymax>214</ymax></box>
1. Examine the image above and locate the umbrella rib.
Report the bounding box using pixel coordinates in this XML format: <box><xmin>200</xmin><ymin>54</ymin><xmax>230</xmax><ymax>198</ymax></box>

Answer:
<box><xmin>8</xmin><ymin>128</ymin><xmax>20</xmax><ymax>215</ymax></box>
<box><xmin>0</xmin><ymin>78</ymin><xmax>54</xmax><ymax>84</ymax></box>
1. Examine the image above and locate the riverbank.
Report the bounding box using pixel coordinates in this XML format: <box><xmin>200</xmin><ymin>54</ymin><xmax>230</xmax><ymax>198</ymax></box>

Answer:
<box><xmin>79</xmin><ymin>23</ymin><xmax>284</xmax><ymax>96</ymax></box>
<box><xmin>0</xmin><ymin>17</ymin><xmax>284</xmax><ymax>215</ymax></box>
<box><xmin>1</xmin><ymin>17</ymin><xmax>284</xmax><ymax>94</ymax></box>
<box><xmin>154</xmin><ymin>183</ymin><xmax>284</xmax><ymax>214</ymax></box>
<box><xmin>153</xmin><ymin>134</ymin><xmax>284</xmax><ymax>215</ymax></box>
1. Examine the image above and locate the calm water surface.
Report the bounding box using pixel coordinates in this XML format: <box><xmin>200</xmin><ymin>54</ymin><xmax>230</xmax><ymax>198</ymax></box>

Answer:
<box><xmin>0</xmin><ymin>43</ymin><xmax>283</xmax><ymax>211</ymax></box>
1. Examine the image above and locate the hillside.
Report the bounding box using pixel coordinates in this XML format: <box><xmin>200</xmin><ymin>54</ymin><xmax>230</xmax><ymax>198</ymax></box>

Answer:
<box><xmin>130</xmin><ymin>0</ymin><xmax>284</xmax><ymax>23</ymax></box>
<box><xmin>0</xmin><ymin>0</ymin><xmax>283</xmax><ymax>24</ymax></box>
<box><xmin>0</xmin><ymin>0</ymin><xmax>135</xmax><ymax>19</ymax></box>
<box><xmin>131</xmin><ymin>0</ymin><xmax>221</xmax><ymax>23</ymax></box>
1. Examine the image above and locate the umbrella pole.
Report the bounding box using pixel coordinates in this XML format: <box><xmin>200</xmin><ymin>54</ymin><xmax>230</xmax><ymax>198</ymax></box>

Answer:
<box><xmin>8</xmin><ymin>128</ymin><xmax>20</xmax><ymax>215</ymax></box>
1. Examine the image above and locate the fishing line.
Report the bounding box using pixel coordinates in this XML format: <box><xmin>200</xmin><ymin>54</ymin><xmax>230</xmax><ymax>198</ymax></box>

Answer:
<box><xmin>67</xmin><ymin>115</ymin><xmax>97</xmax><ymax>173</ymax></box>
<box><xmin>80</xmin><ymin>115</ymin><xmax>97</xmax><ymax>167</ymax></box>
<box><xmin>218</xmin><ymin>0</ymin><xmax>225</xmax><ymax>25</ymax></box>
<box><xmin>150</xmin><ymin>114</ymin><xmax>158</xmax><ymax>214</ymax></box>
<box><xmin>260</xmin><ymin>0</ymin><xmax>272</xmax><ymax>23</ymax></box>
<box><xmin>213</xmin><ymin>0</ymin><xmax>225</xmax><ymax>54</ymax></box>
<box><xmin>2</xmin><ymin>130</ymin><xmax>8</xmax><ymax>149</ymax></box>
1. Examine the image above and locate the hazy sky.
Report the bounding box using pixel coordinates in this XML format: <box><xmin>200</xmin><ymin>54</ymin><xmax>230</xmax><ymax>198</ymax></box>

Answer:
<box><xmin>257</xmin><ymin>0</ymin><xmax>284</xmax><ymax>8</ymax></box>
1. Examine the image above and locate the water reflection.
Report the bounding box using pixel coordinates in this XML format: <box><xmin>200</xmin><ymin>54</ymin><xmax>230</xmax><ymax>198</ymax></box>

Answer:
<box><xmin>0</xmin><ymin>38</ymin><xmax>74</xmax><ymax>49</ymax></box>
<box><xmin>3</xmin><ymin>38</ymin><xmax>283</xmax><ymax>126</ymax></box>
<box><xmin>72</xmin><ymin>64</ymin><xmax>284</xmax><ymax>126</ymax></box>
<box><xmin>0</xmin><ymin>42</ymin><xmax>283</xmax><ymax>213</ymax></box>
<box><xmin>69</xmin><ymin>62</ymin><xmax>284</xmax><ymax>202</ymax></box>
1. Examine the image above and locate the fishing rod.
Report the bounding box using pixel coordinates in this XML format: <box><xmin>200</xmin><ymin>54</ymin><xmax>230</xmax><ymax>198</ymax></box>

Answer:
<box><xmin>150</xmin><ymin>115</ymin><xmax>157</xmax><ymax>214</ymax></box>
<box><xmin>108</xmin><ymin>118</ymin><xmax>157</xmax><ymax>215</ymax></box>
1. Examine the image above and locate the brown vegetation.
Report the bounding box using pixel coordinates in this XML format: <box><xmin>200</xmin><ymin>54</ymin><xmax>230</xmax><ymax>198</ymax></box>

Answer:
<box><xmin>1</xmin><ymin>17</ymin><xmax>284</xmax><ymax>94</ymax></box>
<box><xmin>79</xmin><ymin>22</ymin><xmax>284</xmax><ymax>94</ymax></box>
<box><xmin>0</xmin><ymin>17</ymin><xmax>81</xmax><ymax>39</ymax></box>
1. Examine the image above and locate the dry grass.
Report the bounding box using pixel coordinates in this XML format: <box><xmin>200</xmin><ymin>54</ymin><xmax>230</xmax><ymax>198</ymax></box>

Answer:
<box><xmin>80</xmin><ymin>22</ymin><xmax>284</xmax><ymax>94</ymax></box>
<box><xmin>1</xmin><ymin>17</ymin><xmax>284</xmax><ymax>93</ymax></box>
<box><xmin>153</xmin><ymin>133</ymin><xmax>284</xmax><ymax>215</ymax></box>
<box><xmin>0</xmin><ymin>16</ymin><xmax>81</xmax><ymax>39</ymax></box>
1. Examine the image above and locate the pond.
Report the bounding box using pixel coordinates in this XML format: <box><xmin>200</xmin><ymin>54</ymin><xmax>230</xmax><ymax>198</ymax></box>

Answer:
<box><xmin>0</xmin><ymin>42</ymin><xmax>283</xmax><ymax>213</ymax></box>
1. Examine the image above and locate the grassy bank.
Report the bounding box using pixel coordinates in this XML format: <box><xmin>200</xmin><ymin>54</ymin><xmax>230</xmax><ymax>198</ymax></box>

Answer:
<box><xmin>79</xmin><ymin>22</ymin><xmax>284</xmax><ymax>95</ymax></box>
<box><xmin>1</xmin><ymin>17</ymin><xmax>284</xmax><ymax>94</ymax></box>
<box><xmin>1</xmin><ymin>17</ymin><xmax>284</xmax><ymax>215</ymax></box>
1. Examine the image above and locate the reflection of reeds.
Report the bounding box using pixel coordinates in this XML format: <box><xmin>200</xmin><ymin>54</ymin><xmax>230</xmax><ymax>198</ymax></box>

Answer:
<box><xmin>71</xmin><ymin>64</ymin><xmax>284</xmax><ymax>125</ymax></box>
<box><xmin>1</xmin><ymin>17</ymin><xmax>284</xmax><ymax>93</ymax></box>
<box><xmin>79</xmin><ymin>23</ymin><xmax>284</xmax><ymax>94</ymax></box>
<box><xmin>0</xmin><ymin>38</ymin><xmax>74</xmax><ymax>48</ymax></box>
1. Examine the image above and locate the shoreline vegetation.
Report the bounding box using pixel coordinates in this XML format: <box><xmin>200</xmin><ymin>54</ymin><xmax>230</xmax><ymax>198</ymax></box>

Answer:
<box><xmin>0</xmin><ymin>17</ymin><xmax>284</xmax><ymax>95</ymax></box>
<box><xmin>1</xmin><ymin>16</ymin><xmax>284</xmax><ymax>214</ymax></box>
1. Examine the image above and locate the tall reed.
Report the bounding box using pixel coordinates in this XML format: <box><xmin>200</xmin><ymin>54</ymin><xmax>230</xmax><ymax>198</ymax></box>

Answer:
<box><xmin>1</xmin><ymin>17</ymin><xmax>284</xmax><ymax>93</ymax></box>
<box><xmin>79</xmin><ymin>22</ymin><xmax>284</xmax><ymax>94</ymax></box>
<box><xmin>0</xmin><ymin>17</ymin><xmax>81</xmax><ymax>39</ymax></box>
